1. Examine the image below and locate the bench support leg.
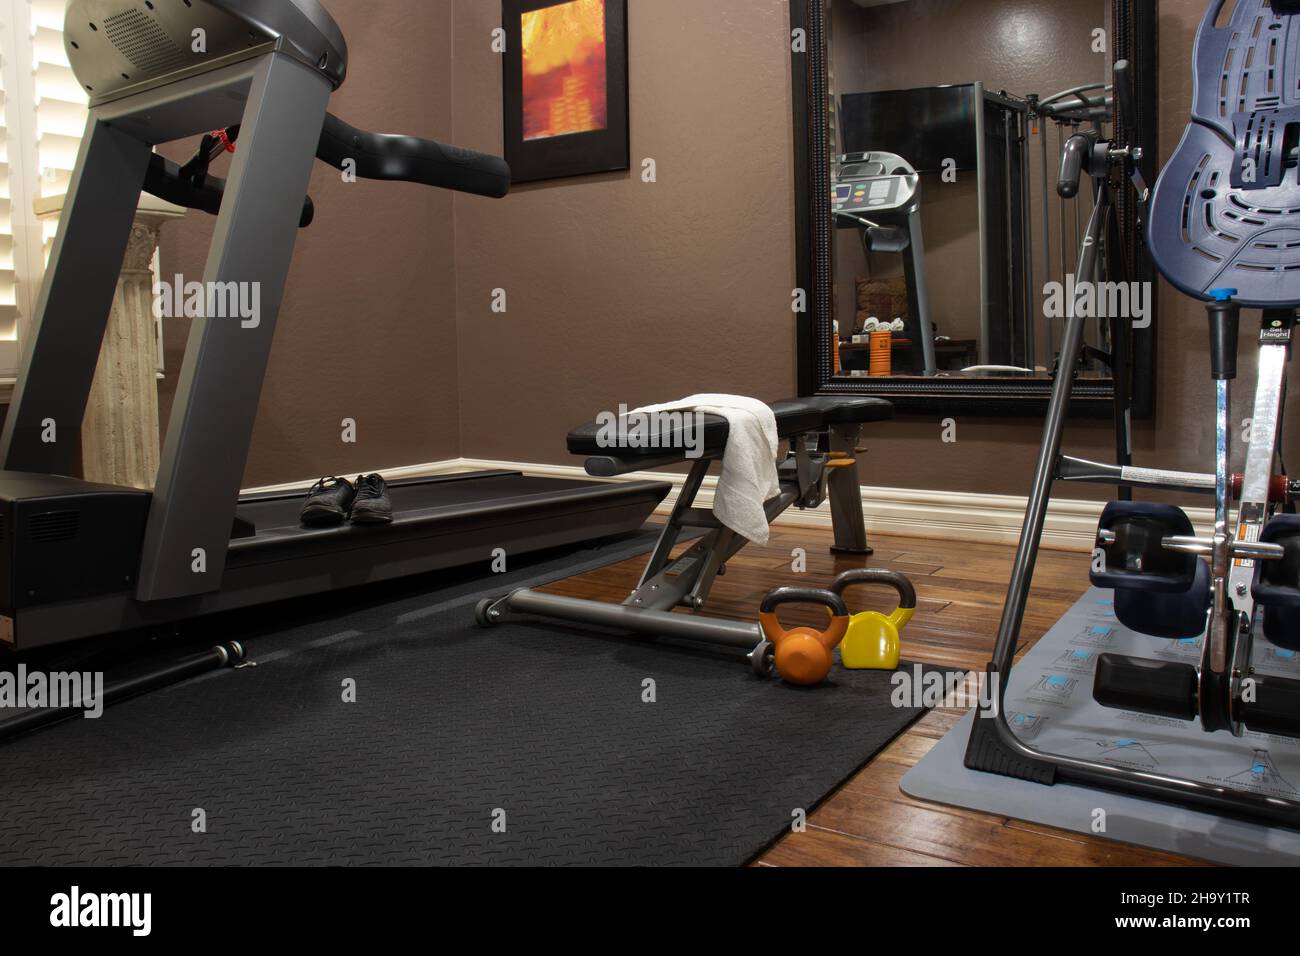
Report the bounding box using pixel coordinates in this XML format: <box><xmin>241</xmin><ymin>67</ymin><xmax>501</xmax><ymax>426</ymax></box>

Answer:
<box><xmin>828</xmin><ymin>424</ymin><xmax>872</xmax><ymax>555</ymax></box>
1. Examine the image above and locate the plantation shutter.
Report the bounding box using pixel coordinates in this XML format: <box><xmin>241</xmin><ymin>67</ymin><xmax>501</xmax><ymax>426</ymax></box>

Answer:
<box><xmin>0</xmin><ymin>0</ymin><xmax>89</xmax><ymax>378</ymax></box>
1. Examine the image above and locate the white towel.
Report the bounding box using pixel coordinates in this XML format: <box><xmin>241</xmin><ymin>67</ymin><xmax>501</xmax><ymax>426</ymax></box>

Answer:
<box><xmin>632</xmin><ymin>394</ymin><xmax>780</xmax><ymax>545</ymax></box>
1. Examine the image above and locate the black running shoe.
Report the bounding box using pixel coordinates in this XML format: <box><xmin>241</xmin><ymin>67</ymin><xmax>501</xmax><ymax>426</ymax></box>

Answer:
<box><xmin>351</xmin><ymin>473</ymin><xmax>393</xmax><ymax>525</ymax></box>
<box><xmin>300</xmin><ymin>476</ymin><xmax>356</xmax><ymax>527</ymax></box>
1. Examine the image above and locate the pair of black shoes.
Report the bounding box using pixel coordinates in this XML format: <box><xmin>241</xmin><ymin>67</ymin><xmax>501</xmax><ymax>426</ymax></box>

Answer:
<box><xmin>300</xmin><ymin>474</ymin><xmax>393</xmax><ymax>527</ymax></box>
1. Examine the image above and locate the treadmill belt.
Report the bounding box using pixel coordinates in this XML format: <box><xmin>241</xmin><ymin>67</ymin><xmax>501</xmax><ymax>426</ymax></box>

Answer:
<box><xmin>237</xmin><ymin>472</ymin><xmax>632</xmax><ymax>531</ymax></box>
<box><xmin>0</xmin><ymin>534</ymin><xmax>954</xmax><ymax>866</ymax></box>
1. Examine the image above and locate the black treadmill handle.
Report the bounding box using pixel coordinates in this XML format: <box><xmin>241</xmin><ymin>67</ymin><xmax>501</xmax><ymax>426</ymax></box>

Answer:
<box><xmin>143</xmin><ymin>154</ymin><xmax>316</xmax><ymax>228</ymax></box>
<box><xmin>317</xmin><ymin>113</ymin><xmax>511</xmax><ymax>199</ymax></box>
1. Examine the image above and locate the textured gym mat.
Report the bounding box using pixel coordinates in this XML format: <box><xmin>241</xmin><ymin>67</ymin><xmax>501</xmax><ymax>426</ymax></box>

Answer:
<box><xmin>0</xmin><ymin>533</ymin><xmax>948</xmax><ymax>866</ymax></box>
<box><xmin>902</xmin><ymin>588</ymin><xmax>1300</xmax><ymax>866</ymax></box>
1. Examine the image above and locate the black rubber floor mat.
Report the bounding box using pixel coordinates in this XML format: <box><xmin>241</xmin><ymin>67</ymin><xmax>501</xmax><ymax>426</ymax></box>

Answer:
<box><xmin>0</xmin><ymin>535</ymin><xmax>954</xmax><ymax>866</ymax></box>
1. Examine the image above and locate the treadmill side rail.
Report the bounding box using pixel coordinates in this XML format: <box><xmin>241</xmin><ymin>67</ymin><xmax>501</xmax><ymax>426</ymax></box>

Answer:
<box><xmin>136</xmin><ymin>53</ymin><xmax>333</xmax><ymax>602</ymax></box>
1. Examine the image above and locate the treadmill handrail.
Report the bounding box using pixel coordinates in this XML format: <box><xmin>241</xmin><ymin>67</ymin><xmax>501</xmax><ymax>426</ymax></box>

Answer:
<box><xmin>142</xmin><ymin>112</ymin><xmax>511</xmax><ymax>219</ymax></box>
<box><xmin>317</xmin><ymin>114</ymin><xmax>511</xmax><ymax>199</ymax></box>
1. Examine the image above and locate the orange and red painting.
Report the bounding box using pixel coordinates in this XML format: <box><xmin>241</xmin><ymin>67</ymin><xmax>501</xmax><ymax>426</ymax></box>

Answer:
<box><xmin>521</xmin><ymin>0</ymin><xmax>608</xmax><ymax>141</ymax></box>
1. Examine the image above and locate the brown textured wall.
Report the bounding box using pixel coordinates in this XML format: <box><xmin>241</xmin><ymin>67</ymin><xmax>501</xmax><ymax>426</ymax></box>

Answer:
<box><xmin>451</xmin><ymin>0</ymin><xmax>799</xmax><ymax>463</ymax></box>
<box><xmin>148</xmin><ymin>0</ymin><xmax>1296</xmax><ymax>502</ymax></box>
<box><xmin>447</xmin><ymin>0</ymin><xmax>1293</xmax><ymax>501</ymax></box>
<box><xmin>157</xmin><ymin>0</ymin><xmax>461</xmax><ymax>488</ymax></box>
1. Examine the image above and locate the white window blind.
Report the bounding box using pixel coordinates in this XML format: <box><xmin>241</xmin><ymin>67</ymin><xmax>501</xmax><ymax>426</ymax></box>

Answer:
<box><xmin>0</xmin><ymin>0</ymin><xmax>88</xmax><ymax>378</ymax></box>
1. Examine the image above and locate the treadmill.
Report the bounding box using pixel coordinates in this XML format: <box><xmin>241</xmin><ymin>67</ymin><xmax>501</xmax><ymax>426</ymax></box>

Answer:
<box><xmin>0</xmin><ymin>0</ymin><xmax>668</xmax><ymax>650</ymax></box>
<box><xmin>832</xmin><ymin>151</ymin><xmax>937</xmax><ymax>376</ymax></box>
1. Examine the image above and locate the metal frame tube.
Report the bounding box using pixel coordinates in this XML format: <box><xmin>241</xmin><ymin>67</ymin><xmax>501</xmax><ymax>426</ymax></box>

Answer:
<box><xmin>1039</xmin><ymin>113</ymin><xmax>1053</xmax><ymax>368</ymax></box>
<box><xmin>136</xmin><ymin>53</ymin><xmax>333</xmax><ymax>602</ymax></box>
<box><xmin>828</xmin><ymin>424</ymin><xmax>872</xmax><ymax>554</ymax></box>
<box><xmin>1207</xmin><ymin>378</ymin><xmax>1233</xmax><ymax>676</ymax></box>
<box><xmin>975</xmin><ymin>83</ymin><xmax>991</xmax><ymax>366</ymax></box>
<box><xmin>990</xmin><ymin>194</ymin><xmax>1105</xmax><ymax>672</ymax></box>
<box><xmin>1057</xmin><ymin>124</ymin><xmax>1069</xmax><ymax>295</ymax></box>
<box><xmin>0</xmin><ymin>643</ymin><xmax>244</xmax><ymax>742</ymax></box>
<box><xmin>1057</xmin><ymin>455</ymin><xmax>1217</xmax><ymax>494</ymax></box>
<box><xmin>499</xmin><ymin>590</ymin><xmax>763</xmax><ymax>651</ymax></box>
<box><xmin>905</xmin><ymin>207</ymin><xmax>937</xmax><ymax>375</ymax></box>
<box><xmin>1022</xmin><ymin>111</ymin><xmax>1035</xmax><ymax>369</ymax></box>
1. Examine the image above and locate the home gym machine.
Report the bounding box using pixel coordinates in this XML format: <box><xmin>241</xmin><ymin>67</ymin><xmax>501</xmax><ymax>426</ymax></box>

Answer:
<box><xmin>0</xmin><ymin>0</ymin><xmax>669</xmax><ymax>651</ymax></box>
<box><xmin>477</xmin><ymin>397</ymin><xmax>915</xmax><ymax>683</ymax></box>
<box><xmin>1032</xmin><ymin>80</ymin><xmax>1119</xmax><ymax>373</ymax></box>
<box><xmin>967</xmin><ymin>0</ymin><xmax>1300</xmax><ymax>828</ymax></box>
<box><xmin>832</xmin><ymin>151</ymin><xmax>937</xmax><ymax>376</ymax></box>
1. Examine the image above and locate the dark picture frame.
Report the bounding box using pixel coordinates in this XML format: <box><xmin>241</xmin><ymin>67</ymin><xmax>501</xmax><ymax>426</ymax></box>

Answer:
<box><xmin>503</xmin><ymin>0</ymin><xmax>630</xmax><ymax>184</ymax></box>
<box><xmin>789</xmin><ymin>0</ymin><xmax>1160</xmax><ymax>417</ymax></box>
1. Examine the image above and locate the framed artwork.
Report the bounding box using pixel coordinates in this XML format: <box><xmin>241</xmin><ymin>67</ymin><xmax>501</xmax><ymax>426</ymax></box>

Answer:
<box><xmin>502</xmin><ymin>0</ymin><xmax>630</xmax><ymax>184</ymax></box>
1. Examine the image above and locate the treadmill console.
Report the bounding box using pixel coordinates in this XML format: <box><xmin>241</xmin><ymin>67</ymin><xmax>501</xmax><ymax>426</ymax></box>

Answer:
<box><xmin>832</xmin><ymin>151</ymin><xmax>919</xmax><ymax>217</ymax></box>
<box><xmin>833</xmin><ymin>178</ymin><xmax>901</xmax><ymax>215</ymax></box>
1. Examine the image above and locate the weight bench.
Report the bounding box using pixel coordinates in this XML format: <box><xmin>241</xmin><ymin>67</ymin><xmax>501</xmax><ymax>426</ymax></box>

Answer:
<box><xmin>477</xmin><ymin>396</ymin><xmax>894</xmax><ymax>673</ymax></box>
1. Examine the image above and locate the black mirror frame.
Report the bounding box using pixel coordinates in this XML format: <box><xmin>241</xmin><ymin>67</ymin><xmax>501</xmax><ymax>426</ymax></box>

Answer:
<box><xmin>789</xmin><ymin>0</ymin><xmax>1160</xmax><ymax>417</ymax></box>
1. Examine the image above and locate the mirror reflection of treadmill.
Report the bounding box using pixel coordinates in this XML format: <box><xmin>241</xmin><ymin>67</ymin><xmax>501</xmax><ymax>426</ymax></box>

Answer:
<box><xmin>840</xmin><ymin>85</ymin><xmax>1035</xmax><ymax>372</ymax></box>
<box><xmin>832</xmin><ymin>152</ymin><xmax>937</xmax><ymax>376</ymax></box>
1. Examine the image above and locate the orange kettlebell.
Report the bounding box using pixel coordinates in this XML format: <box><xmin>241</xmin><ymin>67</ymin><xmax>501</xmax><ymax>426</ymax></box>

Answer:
<box><xmin>757</xmin><ymin>588</ymin><xmax>850</xmax><ymax>686</ymax></box>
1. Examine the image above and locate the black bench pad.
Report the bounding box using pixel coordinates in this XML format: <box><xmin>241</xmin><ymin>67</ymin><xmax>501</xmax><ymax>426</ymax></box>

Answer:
<box><xmin>799</xmin><ymin>396</ymin><xmax>896</xmax><ymax>425</ymax></box>
<box><xmin>567</xmin><ymin>397</ymin><xmax>893</xmax><ymax>459</ymax></box>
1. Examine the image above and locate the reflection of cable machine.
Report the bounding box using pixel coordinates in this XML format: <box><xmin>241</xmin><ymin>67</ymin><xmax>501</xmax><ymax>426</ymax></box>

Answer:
<box><xmin>1030</xmin><ymin>81</ymin><xmax>1117</xmax><ymax>369</ymax></box>
<box><xmin>832</xmin><ymin>152</ymin><xmax>936</xmax><ymax>376</ymax></box>
<box><xmin>976</xmin><ymin>89</ymin><xmax>1034</xmax><ymax>370</ymax></box>
<box><xmin>1030</xmin><ymin>79</ymin><xmax>1139</xmax><ymax>496</ymax></box>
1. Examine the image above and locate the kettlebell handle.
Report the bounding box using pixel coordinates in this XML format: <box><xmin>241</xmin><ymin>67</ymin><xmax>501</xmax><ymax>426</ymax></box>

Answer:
<box><xmin>760</xmin><ymin>587</ymin><xmax>849</xmax><ymax>617</ymax></box>
<box><xmin>759</xmin><ymin>587</ymin><xmax>850</xmax><ymax>646</ymax></box>
<box><xmin>828</xmin><ymin>569</ymin><xmax>917</xmax><ymax>610</ymax></box>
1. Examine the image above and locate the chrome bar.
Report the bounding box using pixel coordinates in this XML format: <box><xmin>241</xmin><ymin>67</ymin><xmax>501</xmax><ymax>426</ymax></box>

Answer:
<box><xmin>1163</xmin><ymin>535</ymin><xmax>1285</xmax><ymax>561</ymax></box>
<box><xmin>1058</xmin><ymin>455</ymin><xmax>1217</xmax><ymax>493</ymax></box>
<box><xmin>1227</xmin><ymin>344</ymin><xmax>1289</xmax><ymax>629</ymax></box>
<box><xmin>1208</xmin><ymin>379</ymin><xmax>1232</xmax><ymax>675</ymax></box>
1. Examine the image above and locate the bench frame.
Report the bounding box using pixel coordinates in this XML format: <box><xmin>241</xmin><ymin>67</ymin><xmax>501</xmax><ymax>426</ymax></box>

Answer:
<box><xmin>476</xmin><ymin>417</ymin><xmax>874</xmax><ymax>672</ymax></box>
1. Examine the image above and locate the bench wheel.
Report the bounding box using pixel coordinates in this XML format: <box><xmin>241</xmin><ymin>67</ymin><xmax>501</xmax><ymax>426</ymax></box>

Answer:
<box><xmin>475</xmin><ymin>598</ymin><xmax>501</xmax><ymax>628</ymax></box>
<box><xmin>750</xmin><ymin>641</ymin><xmax>775</xmax><ymax>679</ymax></box>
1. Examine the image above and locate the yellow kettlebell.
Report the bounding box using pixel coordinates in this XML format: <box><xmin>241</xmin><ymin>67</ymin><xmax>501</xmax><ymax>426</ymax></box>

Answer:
<box><xmin>827</xmin><ymin>569</ymin><xmax>917</xmax><ymax>670</ymax></box>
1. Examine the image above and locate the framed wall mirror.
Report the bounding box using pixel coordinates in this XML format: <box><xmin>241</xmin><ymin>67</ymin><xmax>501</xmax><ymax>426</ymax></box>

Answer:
<box><xmin>791</xmin><ymin>0</ymin><xmax>1159</xmax><ymax>415</ymax></box>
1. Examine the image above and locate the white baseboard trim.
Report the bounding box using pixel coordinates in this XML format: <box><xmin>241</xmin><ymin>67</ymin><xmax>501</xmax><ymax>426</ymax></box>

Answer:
<box><xmin>245</xmin><ymin>457</ymin><xmax>1216</xmax><ymax>554</ymax></box>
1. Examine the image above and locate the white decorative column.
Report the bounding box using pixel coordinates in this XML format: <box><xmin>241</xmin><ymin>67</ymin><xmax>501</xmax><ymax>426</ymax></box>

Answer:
<box><xmin>34</xmin><ymin>193</ymin><xmax>186</xmax><ymax>490</ymax></box>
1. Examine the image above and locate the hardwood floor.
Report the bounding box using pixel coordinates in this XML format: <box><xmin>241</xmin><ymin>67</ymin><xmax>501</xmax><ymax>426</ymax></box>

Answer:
<box><xmin>539</xmin><ymin>524</ymin><xmax>1209</xmax><ymax>867</ymax></box>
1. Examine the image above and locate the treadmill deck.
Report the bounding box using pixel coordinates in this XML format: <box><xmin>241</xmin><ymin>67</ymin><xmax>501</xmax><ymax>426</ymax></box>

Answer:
<box><xmin>3</xmin><ymin>471</ymin><xmax>670</xmax><ymax>649</ymax></box>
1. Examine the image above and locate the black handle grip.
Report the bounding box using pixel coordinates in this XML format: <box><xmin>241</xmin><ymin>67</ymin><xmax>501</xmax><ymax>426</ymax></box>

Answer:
<box><xmin>760</xmin><ymin>587</ymin><xmax>848</xmax><ymax>617</ymax></box>
<box><xmin>828</xmin><ymin>568</ymin><xmax>917</xmax><ymax>610</ymax></box>
<box><xmin>1207</xmin><ymin>298</ymin><xmax>1241</xmax><ymax>381</ymax></box>
<box><xmin>1093</xmin><ymin>654</ymin><xmax>1198</xmax><ymax>721</ymax></box>
<box><xmin>1113</xmin><ymin>59</ymin><xmax>1136</xmax><ymax>136</ymax></box>
<box><xmin>1057</xmin><ymin>132</ymin><xmax>1096</xmax><ymax>199</ymax></box>
<box><xmin>143</xmin><ymin>154</ymin><xmax>315</xmax><ymax>228</ymax></box>
<box><xmin>317</xmin><ymin>113</ymin><xmax>511</xmax><ymax>199</ymax></box>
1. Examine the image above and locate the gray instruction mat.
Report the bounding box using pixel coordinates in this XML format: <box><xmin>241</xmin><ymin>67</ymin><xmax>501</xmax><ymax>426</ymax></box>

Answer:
<box><xmin>902</xmin><ymin>588</ymin><xmax>1300</xmax><ymax>866</ymax></box>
